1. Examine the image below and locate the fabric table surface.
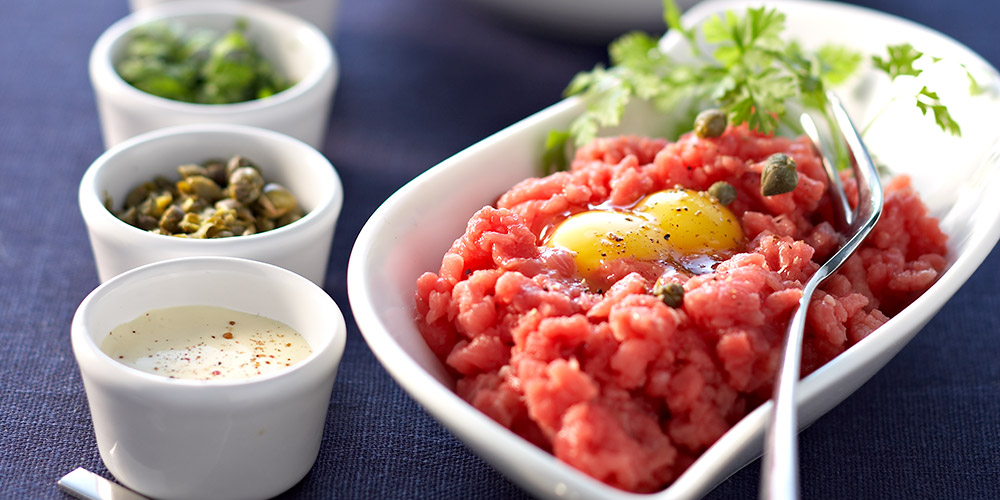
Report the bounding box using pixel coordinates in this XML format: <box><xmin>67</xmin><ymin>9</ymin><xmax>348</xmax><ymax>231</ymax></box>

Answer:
<box><xmin>1</xmin><ymin>0</ymin><xmax>997</xmax><ymax>498</ymax></box>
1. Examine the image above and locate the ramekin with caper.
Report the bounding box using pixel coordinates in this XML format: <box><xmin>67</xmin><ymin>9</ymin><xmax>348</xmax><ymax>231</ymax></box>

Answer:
<box><xmin>108</xmin><ymin>155</ymin><xmax>304</xmax><ymax>238</ymax></box>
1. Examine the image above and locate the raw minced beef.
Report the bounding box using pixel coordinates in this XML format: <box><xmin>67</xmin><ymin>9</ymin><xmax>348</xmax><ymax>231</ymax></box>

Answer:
<box><xmin>414</xmin><ymin>125</ymin><xmax>947</xmax><ymax>492</ymax></box>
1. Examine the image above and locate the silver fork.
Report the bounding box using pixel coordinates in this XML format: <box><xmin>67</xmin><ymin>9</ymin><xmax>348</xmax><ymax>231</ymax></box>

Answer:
<box><xmin>759</xmin><ymin>91</ymin><xmax>884</xmax><ymax>500</ymax></box>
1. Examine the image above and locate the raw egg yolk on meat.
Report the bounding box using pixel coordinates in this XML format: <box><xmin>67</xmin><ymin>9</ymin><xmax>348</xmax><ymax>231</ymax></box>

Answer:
<box><xmin>545</xmin><ymin>188</ymin><xmax>744</xmax><ymax>279</ymax></box>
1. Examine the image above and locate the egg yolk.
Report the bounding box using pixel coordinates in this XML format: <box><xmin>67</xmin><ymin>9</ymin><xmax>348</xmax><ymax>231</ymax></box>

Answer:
<box><xmin>545</xmin><ymin>188</ymin><xmax>744</xmax><ymax>280</ymax></box>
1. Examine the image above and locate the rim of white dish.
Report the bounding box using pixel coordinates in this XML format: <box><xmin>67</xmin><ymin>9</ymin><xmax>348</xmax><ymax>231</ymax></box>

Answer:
<box><xmin>88</xmin><ymin>0</ymin><xmax>336</xmax><ymax>114</ymax></box>
<box><xmin>78</xmin><ymin>123</ymin><xmax>344</xmax><ymax>247</ymax></box>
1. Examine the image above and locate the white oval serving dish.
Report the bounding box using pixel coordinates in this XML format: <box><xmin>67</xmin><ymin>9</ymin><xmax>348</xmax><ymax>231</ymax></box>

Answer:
<box><xmin>347</xmin><ymin>1</ymin><xmax>1000</xmax><ymax>498</ymax></box>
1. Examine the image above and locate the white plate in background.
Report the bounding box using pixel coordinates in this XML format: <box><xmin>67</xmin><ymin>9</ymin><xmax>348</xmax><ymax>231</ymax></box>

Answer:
<box><xmin>452</xmin><ymin>0</ymin><xmax>700</xmax><ymax>41</ymax></box>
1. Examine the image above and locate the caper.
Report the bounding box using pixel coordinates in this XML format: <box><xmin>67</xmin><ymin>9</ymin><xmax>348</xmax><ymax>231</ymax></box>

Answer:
<box><xmin>179</xmin><ymin>195</ymin><xmax>206</xmax><ymax>214</ymax></box>
<box><xmin>653</xmin><ymin>281</ymin><xmax>685</xmax><ymax>308</ymax></box>
<box><xmin>158</xmin><ymin>205</ymin><xmax>185</xmax><ymax>233</ymax></box>
<box><xmin>707</xmin><ymin>181</ymin><xmax>737</xmax><ymax>205</ymax></box>
<box><xmin>178</xmin><ymin>175</ymin><xmax>224</xmax><ymax>203</ymax></box>
<box><xmin>214</xmin><ymin>198</ymin><xmax>241</xmax><ymax>211</ymax></box>
<box><xmin>136</xmin><ymin>213</ymin><xmax>159</xmax><ymax>232</ymax></box>
<box><xmin>255</xmin><ymin>217</ymin><xmax>275</xmax><ymax>233</ymax></box>
<box><xmin>178</xmin><ymin>212</ymin><xmax>202</xmax><ymax>233</ymax></box>
<box><xmin>694</xmin><ymin>109</ymin><xmax>727</xmax><ymax>138</ymax></box>
<box><xmin>228</xmin><ymin>166</ymin><xmax>264</xmax><ymax>203</ymax></box>
<box><xmin>152</xmin><ymin>175</ymin><xmax>175</xmax><ymax>193</ymax></box>
<box><xmin>124</xmin><ymin>182</ymin><xmax>155</xmax><ymax>209</ymax></box>
<box><xmin>153</xmin><ymin>192</ymin><xmax>173</xmax><ymax>217</ymax></box>
<box><xmin>117</xmin><ymin>206</ymin><xmax>138</xmax><ymax>226</ymax></box>
<box><xmin>276</xmin><ymin>206</ymin><xmax>304</xmax><ymax>228</ymax></box>
<box><xmin>190</xmin><ymin>221</ymin><xmax>220</xmax><ymax>239</ymax></box>
<box><xmin>760</xmin><ymin>153</ymin><xmax>798</xmax><ymax>196</ymax></box>
<box><xmin>229</xmin><ymin>221</ymin><xmax>248</xmax><ymax>236</ymax></box>
<box><xmin>177</xmin><ymin>163</ymin><xmax>207</xmax><ymax>179</ymax></box>
<box><xmin>203</xmin><ymin>159</ymin><xmax>228</xmax><ymax>187</ymax></box>
<box><xmin>253</xmin><ymin>183</ymin><xmax>298</xmax><ymax>219</ymax></box>
<box><xmin>216</xmin><ymin>198</ymin><xmax>254</xmax><ymax>220</ymax></box>
<box><xmin>112</xmin><ymin>154</ymin><xmax>304</xmax><ymax>238</ymax></box>
<box><xmin>137</xmin><ymin>197</ymin><xmax>158</xmax><ymax>220</ymax></box>
<box><xmin>226</xmin><ymin>155</ymin><xmax>258</xmax><ymax>178</ymax></box>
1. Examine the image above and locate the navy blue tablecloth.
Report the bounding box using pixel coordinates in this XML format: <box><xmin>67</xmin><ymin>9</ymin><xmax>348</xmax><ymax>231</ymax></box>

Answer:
<box><xmin>1</xmin><ymin>0</ymin><xmax>998</xmax><ymax>498</ymax></box>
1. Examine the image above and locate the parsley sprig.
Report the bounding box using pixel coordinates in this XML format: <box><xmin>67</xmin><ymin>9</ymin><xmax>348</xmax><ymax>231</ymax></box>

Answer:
<box><xmin>544</xmin><ymin>0</ymin><xmax>971</xmax><ymax>174</ymax></box>
<box><xmin>870</xmin><ymin>42</ymin><xmax>965</xmax><ymax>136</ymax></box>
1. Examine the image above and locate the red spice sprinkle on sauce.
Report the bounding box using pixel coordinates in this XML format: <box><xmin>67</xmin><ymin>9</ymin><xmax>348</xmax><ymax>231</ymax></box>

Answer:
<box><xmin>101</xmin><ymin>306</ymin><xmax>313</xmax><ymax>381</ymax></box>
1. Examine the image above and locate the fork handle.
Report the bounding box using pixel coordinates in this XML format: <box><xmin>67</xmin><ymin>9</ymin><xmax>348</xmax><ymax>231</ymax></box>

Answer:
<box><xmin>760</xmin><ymin>278</ymin><xmax>819</xmax><ymax>500</ymax></box>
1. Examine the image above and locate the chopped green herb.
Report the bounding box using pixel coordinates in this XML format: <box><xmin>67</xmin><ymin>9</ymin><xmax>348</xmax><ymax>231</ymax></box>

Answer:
<box><xmin>116</xmin><ymin>20</ymin><xmax>292</xmax><ymax>104</ymax></box>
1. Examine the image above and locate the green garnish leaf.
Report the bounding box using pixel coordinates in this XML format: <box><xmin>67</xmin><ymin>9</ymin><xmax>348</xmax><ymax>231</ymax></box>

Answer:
<box><xmin>916</xmin><ymin>86</ymin><xmax>961</xmax><ymax>136</ymax></box>
<box><xmin>610</xmin><ymin>31</ymin><xmax>660</xmax><ymax>69</ymax></box>
<box><xmin>663</xmin><ymin>0</ymin><xmax>697</xmax><ymax>53</ymax></box>
<box><xmin>569</xmin><ymin>111</ymin><xmax>601</xmax><ymax>148</ymax></box>
<box><xmin>552</xmin><ymin>3</ymin><xmax>974</xmax><ymax>172</ymax></box>
<box><xmin>564</xmin><ymin>66</ymin><xmax>632</xmax><ymax>146</ymax></box>
<box><xmin>870</xmin><ymin>44</ymin><xmax>964</xmax><ymax>136</ymax></box>
<box><xmin>872</xmin><ymin>43</ymin><xmax>923</xmax><ymax>80</ymax></box>
<box><xmin>816</xmin><ymin>44</ymin><xmax>863</xmax><ymax>85</ymax></box>
<box><xmin>963</xmin><ymin>64</ymin><xmax>985</xmax><ymax>96</ymax></box>
<box><xmin>542</xmin><ymin>130</ymin><xmax>571</xmax><ymax>176</ymax></box>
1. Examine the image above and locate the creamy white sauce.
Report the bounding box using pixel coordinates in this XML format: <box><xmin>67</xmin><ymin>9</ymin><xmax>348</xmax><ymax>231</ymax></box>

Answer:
<box><xmin>100</xmin><ymin>305</ymin><xmax>312</xmax><ymax>380</ymax></box>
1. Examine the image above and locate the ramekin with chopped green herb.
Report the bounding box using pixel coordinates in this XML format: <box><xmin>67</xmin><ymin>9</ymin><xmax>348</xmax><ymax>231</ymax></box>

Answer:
<box><xmin>115</xmin><ymin>19</ymin><xmax>292</xmax><ymax>105</ymax></box>
<box><xmin>90</xmin><ymin>1</ymin><xmax>338</xmax><ymax>148</ymax></box>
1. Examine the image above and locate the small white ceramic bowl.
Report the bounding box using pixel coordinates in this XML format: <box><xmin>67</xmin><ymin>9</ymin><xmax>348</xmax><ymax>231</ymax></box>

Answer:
<box><xmin>128</xmin><ymin>0</ymin><xmax>342</xmax><ymax>37</ymax></box>
<box><xmin>90</xmin><ymin>0</ymin><xmax>338</xmax><ymax>149</ymax></box>
<box><xmin>79</xmin><ymin>123</ymin><xmax>343</xmax><ymax>286</ymax></box>
<box><xmin>347</xmin><ymin>1</ymin><xmax>1000</xmax><ymax>498</ymax></box>
<box><xmin>72</xmin><ymin>256</ymin><xmax>347</xmax><ymax>500</ymax></box>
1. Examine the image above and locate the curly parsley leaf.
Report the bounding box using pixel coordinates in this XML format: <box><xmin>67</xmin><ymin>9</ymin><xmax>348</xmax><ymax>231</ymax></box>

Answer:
<box><xmin>664</xmin><ymin>0</ymin><xmax>696</xmax><ymax>52</ymax></box>
<box><xmin>871</xmin><ymin>44</ymin><xmax>964</xmax><ymax>136</ymax></box>
<box><xmin>561</xmin><ymin>65</ymin><xmax>633</xmax><ymax>147</ymax></box>
<box><xmin>961</xmin><ymin>63</ymin><xmax>984</xmax><ymax>96</ymax></box>
<box><xmin>872</xmin><ymin>43</ymin><xmax>923</xmax><ymax>79</ymax></box>
<box><xmin>544</xmin><ymin>0</ymin><xmax>970</xmax><ymax>171</ymax></box>
<box><xmin>816</xmin><ymin>44</ymin><xmax>863</xmax><ymax>85</ymax></box>
<box><xmin>610</xmin><ymin>31</ymin><xmax>660</xmax><ymax>69</ymax></box>
<box><xmin>703</xmin><ymin>6</ymin><xmax>786</xmax><ymax>64</ymax></box>
<box><xmin>916</xmin><ymin>86</ymin><xmax>961</xmax><ymax>135</ymax></box>
<box><xmin>547</xmin><ymin>0</ymin><xmax>835</xmax><ymax>168</ymax></box>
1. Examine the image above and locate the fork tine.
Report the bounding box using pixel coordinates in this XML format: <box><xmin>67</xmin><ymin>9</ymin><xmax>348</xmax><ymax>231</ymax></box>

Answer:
<box><xmin>828</xmin><ymin>91</ymin><xmax>883</xmax><ymax>233</ymax></box>
<box><xmin>800</xmin><ymin>112</ymin><xmax>853</xmax><ymax>229</ymax></box>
